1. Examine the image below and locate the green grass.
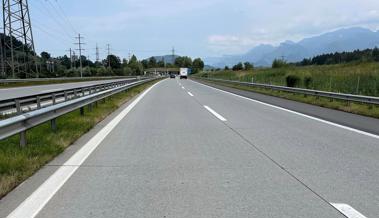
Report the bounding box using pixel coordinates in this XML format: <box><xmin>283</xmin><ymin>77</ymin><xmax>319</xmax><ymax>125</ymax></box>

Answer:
<box><xmin>197</xmin><ymin>79</ymin><xmax>379</xmax><ymax>119</ymax></box>
<box><xmin>200</xmin><ymin>62</ymin><xmax>379</xmax><ymax>96</ymax></box>
<box><xmin>0</xmin><ymin>80</ymin><xmax>160</xmax><ymax>199</ymax></box>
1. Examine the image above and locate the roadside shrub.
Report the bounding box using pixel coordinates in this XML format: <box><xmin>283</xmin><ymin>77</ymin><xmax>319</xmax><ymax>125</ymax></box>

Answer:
<box><xmin>272</xmin><ymin>59</ymin><xmax>288</xmax><ymax>68</ymax></box>
<box><xmin>286</xmin><ymin>74</ymin><xmax>301</xmax><ymax>87</ymax></box>
<box><xmin>304</xmin><ymin>75</ymin><xmax>313</xmax><ymax>89</ymax></box>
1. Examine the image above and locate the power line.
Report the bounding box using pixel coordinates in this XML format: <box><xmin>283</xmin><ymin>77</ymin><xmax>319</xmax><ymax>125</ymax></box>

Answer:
<box><xmin>49</xmin><ymin>0</ymin><xmax>78</xmax><ymax>34</ymax></box>
<box><xmin>31</xmin><ymin>0</ymin><xmax>74</xmax><ymax>39</ymax></box>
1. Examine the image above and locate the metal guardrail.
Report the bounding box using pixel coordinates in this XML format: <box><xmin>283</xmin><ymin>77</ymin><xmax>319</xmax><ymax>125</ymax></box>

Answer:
<box><xmin>0</xmin><ymin>77</ymin><xmax>147</xmax><ymax>116</ymax></box>
<box><xmin>195</xmin><ymin>77</ymin><xmax>379</xmax><ymax>105</ymax></box>
<box><xmin>0</xmin><ymin>77</ymin><xmax>160</xmax><ymax>146</ymax></box>
<box><xmin>0</xmin><ymin>76</ymin><xmax>138</xmax><ymax>83</ymax></box>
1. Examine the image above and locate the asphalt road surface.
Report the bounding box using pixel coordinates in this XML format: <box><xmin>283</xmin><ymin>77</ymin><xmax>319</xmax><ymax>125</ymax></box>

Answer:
<box><xmin>2</xmin><ymin>78</ymin><xmax>378</xmax><ymax>218</ymax></box>
<box><xmin>0</xmin><ymin>78</ymin><xmax>135</xmax><ymax>100</ymax></box>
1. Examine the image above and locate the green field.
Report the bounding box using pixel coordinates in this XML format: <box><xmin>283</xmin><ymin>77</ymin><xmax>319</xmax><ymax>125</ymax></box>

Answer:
<box><xmin>200</xmin><ymin>62</ymin><xmax>379</xmax><ymax>97</ymax></box>
<box><xmin>0</xmin><ymin>80</ymin><xmax>159</xmax><ymax>199</ymax></box>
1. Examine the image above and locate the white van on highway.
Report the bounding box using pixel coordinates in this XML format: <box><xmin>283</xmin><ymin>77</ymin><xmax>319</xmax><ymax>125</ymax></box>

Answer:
<box><xmin>180</xmin><ymin>68</ymin><xmax>188</xmax><ymax>79</ymax></box>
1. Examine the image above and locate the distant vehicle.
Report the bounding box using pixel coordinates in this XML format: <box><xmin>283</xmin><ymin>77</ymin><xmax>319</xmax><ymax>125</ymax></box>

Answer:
<box><xmin>180</xmin><ymin>68</ymin><xmax>188</xmax><ymax>79</ymax></box>
<box><xmin>169</xmin><ymin>73</ymin><xmax>176</xmax><ymax>79</ymax></box>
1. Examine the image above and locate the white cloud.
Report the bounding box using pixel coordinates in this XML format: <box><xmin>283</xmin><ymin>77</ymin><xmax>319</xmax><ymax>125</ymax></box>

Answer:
<box><xmin>207</xmin><ymin>0</ymin><xmax>379</xmax><ymax>54</ymax></box>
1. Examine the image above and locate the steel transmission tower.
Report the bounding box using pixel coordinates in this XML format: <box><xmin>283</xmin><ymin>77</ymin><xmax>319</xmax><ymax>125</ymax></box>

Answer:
<box><xmin>74</xmin><ymin>33</ymin><xmax>85</xmax><ymax>77</ymax></box>
<box><xmin>2</xmin><ymin>0</ymin><xmax>37</xmax><ymax>78</ymax></box>
<box><xmin>95</xmin><ymin>43</ymin><xmax>99</xmax><ymax>63</ymax></box>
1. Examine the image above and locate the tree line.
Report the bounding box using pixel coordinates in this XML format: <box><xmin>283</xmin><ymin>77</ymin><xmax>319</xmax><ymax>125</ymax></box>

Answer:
<box><xmin>141</xmin><ymin>56</ymin><xmax>204</xmax><ymax>73</ymax></box>
<box><xmin>297</xmin><ymin>48</ymin><xmax>379</xmax><ymax>66</ymax></box>
<box><xmin>0</xmin><ymin>33</ymin><xmax>205</xmax><ymax>78</ymax></box>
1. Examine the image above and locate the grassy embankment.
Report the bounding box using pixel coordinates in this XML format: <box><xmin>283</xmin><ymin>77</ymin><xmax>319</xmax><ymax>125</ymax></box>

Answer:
<box><xmin>197</xmin><ymin>62</ymin><xmax>379</xmax><ymax>118</ymax></box>
<box><xmin>0</xmin><ymin>80</ymin><xmax>159</xmax><ymax>199</ymax></box>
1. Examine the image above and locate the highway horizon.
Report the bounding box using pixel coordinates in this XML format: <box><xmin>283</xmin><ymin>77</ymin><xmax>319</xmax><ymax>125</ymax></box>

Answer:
<box><xmin>1</xmin><ymin>78</ymin><xmax>377</xmax><ymax>218</ymax></box>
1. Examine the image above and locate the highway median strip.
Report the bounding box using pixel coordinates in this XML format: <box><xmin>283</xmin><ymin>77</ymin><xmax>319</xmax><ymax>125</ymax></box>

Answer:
<box><xmin>0</xmin><ymin>79</ymin><xmax>161</xmax><ymax>200</ymax></box>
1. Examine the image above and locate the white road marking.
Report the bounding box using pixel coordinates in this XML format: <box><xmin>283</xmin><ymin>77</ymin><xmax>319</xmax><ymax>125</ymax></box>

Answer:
<box><xmin>187</xmin><ymin>92</ymin><xmax>194</xmax><ymax>97</ymax></box>
<box><xmin>6</xmin><ymin>80</ymin><xmax>163</xmax><ymax>218</ymax></box>
<box><xmin>331</xmin><ymin>203</ymin><xmax>367</xmax><ymax>218</ymax></box>
<box><xmin>204</xmin><ymin>105</ymin><xmax>227</xmax><ymax>122</ymax></box>
<box><xmin>182</xmin><ymin>86</ymin><xmax>185</xmax><ymax>90</ymax></box>
<box><xmin>191</xmin><ymin>80</ymin><xmax>379</xmax><ymax>140</ymax></box>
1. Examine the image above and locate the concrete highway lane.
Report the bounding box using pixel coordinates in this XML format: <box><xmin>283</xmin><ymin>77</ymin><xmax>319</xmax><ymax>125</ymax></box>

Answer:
<box><xmin>4</xmin><ymin>78</ymin><xmax>378</xmax><ymax>217</ymax></box>
<box><xmin>0</xmin><ymin>78</ymin><xmax>134</xmax><ymax>100</ymax></box>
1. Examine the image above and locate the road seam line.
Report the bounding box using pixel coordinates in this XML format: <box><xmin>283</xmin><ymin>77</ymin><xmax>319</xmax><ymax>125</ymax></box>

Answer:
<box><xmin>191</xmin><ymin>80</ymin><xmax>367</xmax><ymax>217</ymax></box>
<box><xmin>191</xmin><ymin>80</ymin><xmax>379</xmax><ymax>140</ymax></box>
<box><xmin>6</xmin><ymin>80</ymin><xmax>163</xmax><ymax>218</ymax></box>
<box><xmin>331</xmin><ymin>203</ymin><xmax>367</xmax><ymax>218</ymax></box>
<box><xmin>204</xmin><ymin>105</ymin><xmax>227</xmax><ymax>122</ymax></box>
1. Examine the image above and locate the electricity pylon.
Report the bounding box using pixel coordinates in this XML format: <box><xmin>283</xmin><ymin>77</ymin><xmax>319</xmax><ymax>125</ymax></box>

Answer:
<box><xmin>2</xmin><ymin>0</ymin><xmax>38</xmax><ymax>78</ymax></box>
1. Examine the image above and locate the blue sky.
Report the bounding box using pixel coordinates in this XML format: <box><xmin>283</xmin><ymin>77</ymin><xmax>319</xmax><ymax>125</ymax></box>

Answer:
<box><xmin>29</xmin><ymin>0</ymin><xmax>379</xmax><ymax>60</ymax></box>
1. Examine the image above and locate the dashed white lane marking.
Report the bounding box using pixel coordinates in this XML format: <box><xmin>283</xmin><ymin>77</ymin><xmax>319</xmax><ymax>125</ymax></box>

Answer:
<box><xmin>6</xmin><ymin>80</ymin><xmax>163</xmax><ymax>218</ymax></box>
<box><xmin>204</xmin><ymin>105</ymin><xmax>227</xmax><ymax>122</ymax></box>
<box><xmin>331</xmin><ymin>203</ymin><xmax>367</xmax><ymax>218</ymax></box>
<box><xmin>191</xmin><ymin>80</ymin><xmax>379</xmax><ymax>140</ymax></box>
<box><xmin>182</xmin><ymin>86</ymin><xmax>185</xmax><ymax>90</ymax></box>
<box><xmin>187</xmin><ymin>92</ymin><xmax>194</xmax><ymax>97</ymax></box>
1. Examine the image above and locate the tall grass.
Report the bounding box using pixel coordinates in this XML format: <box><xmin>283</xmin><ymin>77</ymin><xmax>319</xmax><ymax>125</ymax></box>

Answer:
<box><xmin>201</xmin><ymin>62</ymin><xmax>379</xmax><ymax>96</ymax></box>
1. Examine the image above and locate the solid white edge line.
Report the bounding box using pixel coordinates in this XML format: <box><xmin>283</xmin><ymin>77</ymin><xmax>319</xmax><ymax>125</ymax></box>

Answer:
<box><xmin>204</xmin><ymin>105</ymin><xmax>227</xmax><ymax>122</ymax></box>
<box><xmin>6</xmin><ymin>80</ymin><xmax>163</xmax><ymax>218</ymax></box>
<box><xmin>191</xmin><ymin>80</ymin><xmax>379</xmax><ymax>140</ymax></box>
<box><xmin>187</xmin><ymin>92</ymin><xmax>194</xmax><ymax>97</ymax></box>
<box><xmin>331</xmin><ymin>203</ymin><xmax>367</xmax><ymax>218</ymax></box>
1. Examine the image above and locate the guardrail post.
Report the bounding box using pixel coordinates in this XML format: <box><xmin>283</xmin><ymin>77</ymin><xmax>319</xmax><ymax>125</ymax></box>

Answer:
<box><xmin>81</xmin><ymin>88</ymin><xmax>85</xmax><ymax>97</ymax></box>
<box><xmin>51</xmin><ymin>119</ymin><xmax>57</xmax><ymax>132</ymax></box>
<box><xmin>15</xmin><ymin>99</ymin><xmax>28</xmax><ymax>147</ymax></box>
<box><xmin>74</xmin><ymin>90</ymin><xmax>78</xmax><ymax>98</ymax></box>
<box><xmin>80</xmin><ymin>107</ymin><xmax>84</xmax><ymax>116</ymax></box>
<box><xmin>20</xmin><ymin>131</ymin><xmax>27</xmax><ymax>147</ymax></box>
<box><xmin>64</xmin><ymin>91</ymin><xmax>68</xmax><ymax>101</ymax></box>
<box><xmin>15</xmin><ymin>99</ymin><xmax>22</xmax><ymax>114</ymax></box>
<box><xmin>88</xmin><ymin>103</ymin><xmax>93</xmax><ymax>112</ymax></box>
<box><xmin>37</xmin><ymin>96</ymin><xmax>41</xmax><ymax>109</ymax></box>
<box><xmin>52</xmin><ymin>94</ymin><xmax>56</xmax><ymax>105</ymax></box>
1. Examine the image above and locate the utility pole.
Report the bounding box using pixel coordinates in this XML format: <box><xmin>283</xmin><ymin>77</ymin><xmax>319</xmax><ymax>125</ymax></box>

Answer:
<box><xmin>66</xmin><ymin>48</ymin><xmax>73</xmax><ymax>69</ymax></box>
<box><xmin>74</xmin><ymin>34</ymin><xmax>85</xmax><ymax>77</ymax></box>
<box><xmin>95</xmin><ymin>44</ymin><xmax>100</xmax><ymax>63</ymax></box>
<box><xmin>106</xmin><ymin>44</ymin><xmax>111</xmax><ymax>68</ymax></box>
<box><xmin>72</xmin><ymin>51</ymin><xmax>76</xmax><ymax>69</ymax></box>
<box><xmin>172</xmin><ymin>46</ymin><xmax>175</xmax><ymax>64</ymax></box>
<box><xmin>2</xmin><ymin>0</ymin><xmax>38</xmax><ymax>78</ymax></box>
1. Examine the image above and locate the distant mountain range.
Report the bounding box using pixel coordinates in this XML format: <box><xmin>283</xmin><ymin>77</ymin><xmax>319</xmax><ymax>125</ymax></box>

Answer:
<box><xmin>205</xmin><ymin>27</ymin><xmax>379</xmax><ymax>67</ymax></box>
